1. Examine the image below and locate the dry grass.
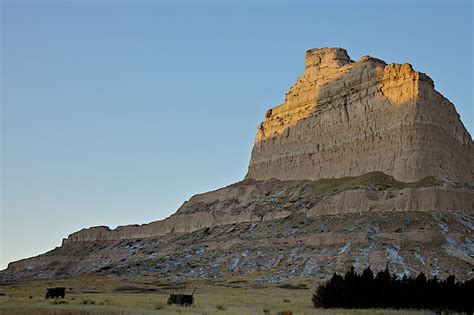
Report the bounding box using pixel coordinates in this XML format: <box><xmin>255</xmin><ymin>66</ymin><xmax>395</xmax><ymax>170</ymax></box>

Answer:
<box><xmin>0</xmin><ymin>275</ymin><xmax>436</xmax><ymax>314</ymax></box>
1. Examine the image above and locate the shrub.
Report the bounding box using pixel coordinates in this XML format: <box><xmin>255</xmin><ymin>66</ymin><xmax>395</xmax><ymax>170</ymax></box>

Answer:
<box><xmin>216</xmin><ymin>304</ymin><xmax>226</xmax><ymax>311</ymax></box>
<box><xmin>312</xmin><ymin>265</ymin><xmax>474</xmax><ymax>312</ymax></box>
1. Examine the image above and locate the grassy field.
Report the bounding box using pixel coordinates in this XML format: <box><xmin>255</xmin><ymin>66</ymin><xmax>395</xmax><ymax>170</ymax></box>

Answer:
<box><xmin>0</xmin><ymin>275</ymin><xmax>437</xmax><ymax>314</ymax></box>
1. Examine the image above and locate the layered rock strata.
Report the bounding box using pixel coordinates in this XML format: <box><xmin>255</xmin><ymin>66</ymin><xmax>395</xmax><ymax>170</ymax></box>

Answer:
<box><xmin>4</xmin><ymin>210</ymin><xmax>474</xmax><ymax>282</ymax></box>
<box><xmin>247</xmin><ymin>48</ymin><xmax>473</xmax><ymax>183</ymax></box>
<box><xmin>62</xmin><ymin>173</ymin><xmax>473</xmax><ymax>243</ymax></box>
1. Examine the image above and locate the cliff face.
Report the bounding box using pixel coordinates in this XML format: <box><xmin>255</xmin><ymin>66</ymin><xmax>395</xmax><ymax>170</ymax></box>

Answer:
<box><xmin>59</xmin><ymin>48</ymin><xmax>472</xmax><ymax>245</ymax></box>
<box><xmin>247</xmin><ymin>48</ymin><xmax>473</xmax><ymax>183</ymax></box>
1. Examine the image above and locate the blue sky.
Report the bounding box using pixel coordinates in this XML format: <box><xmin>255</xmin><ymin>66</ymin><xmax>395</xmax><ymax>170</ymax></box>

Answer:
<box><xmin>1</xmin><ymin>1</ymin><xmax>472</xmax><ymax>270</ymax></box>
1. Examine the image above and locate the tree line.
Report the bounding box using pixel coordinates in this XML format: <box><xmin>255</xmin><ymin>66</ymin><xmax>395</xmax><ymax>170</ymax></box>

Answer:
<box><xmin>312</xmin><ymin>266</ymin><xmax>473</xmax><ymax>312</ymax></box>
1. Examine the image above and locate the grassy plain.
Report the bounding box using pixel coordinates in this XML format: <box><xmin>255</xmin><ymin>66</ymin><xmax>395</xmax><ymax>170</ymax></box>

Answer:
<box><xmin>0</xmin><ymin>275</ymin><xmax>436</xmax><ymax>315</ymax></box>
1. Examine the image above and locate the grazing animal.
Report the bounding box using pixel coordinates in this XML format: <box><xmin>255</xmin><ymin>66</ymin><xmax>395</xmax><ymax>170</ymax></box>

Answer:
<box><xmin>45</xmin><ymin>287</ymin><xmax>66</xmax><ymax>299</ymax></box>
<box><xmin>167</xmin><ymin>287</ymin><xmax>196</xmax><ymax>307</ymax></box>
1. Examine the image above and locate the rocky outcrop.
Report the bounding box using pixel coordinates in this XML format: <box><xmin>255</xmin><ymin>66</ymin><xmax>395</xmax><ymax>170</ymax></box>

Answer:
<box><xmin>62</xmin><ymin>173</ymin><xmax>473</xmax><ymax>243</ymax></box>
<box><xmin>4</xmin><ymin>210</ymin><xmax>474</xmax><ymax>282</ymax></box>
<box><xmin>247</xmin><ymin>48</ymin><xmax>473</xmax><ymax>183</ymax></box>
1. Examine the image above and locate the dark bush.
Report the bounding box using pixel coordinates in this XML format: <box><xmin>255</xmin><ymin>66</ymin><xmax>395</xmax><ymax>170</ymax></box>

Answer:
<box><xmin>278</xmin><ymin>283</ymin><xmax>308</xmax><ymax>290</ymax></box>
<box><xmin>312</xmin><ymin>266</ymin><xmax>474</xmax><ymax>312</ymax></box>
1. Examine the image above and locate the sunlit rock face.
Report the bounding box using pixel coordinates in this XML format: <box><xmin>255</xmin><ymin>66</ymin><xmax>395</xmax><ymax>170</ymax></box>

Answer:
<box><xmin>247</xmin><ymin>48</ymin><xmax>473</xmax><ymax>183</ymax></box>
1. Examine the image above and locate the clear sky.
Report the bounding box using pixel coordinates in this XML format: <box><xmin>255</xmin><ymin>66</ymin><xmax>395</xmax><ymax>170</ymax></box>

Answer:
<box><xmin>1</xmin><ymin>0</ymin><xmax>472</xmax><ymax>270</ymax></box>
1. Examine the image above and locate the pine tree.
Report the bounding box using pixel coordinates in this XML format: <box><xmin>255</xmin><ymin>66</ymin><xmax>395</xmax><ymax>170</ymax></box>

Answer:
<box><xmin>312</xmin><ymin>265</ymin><xmax>473</xmax><ymax>312</ymax></box>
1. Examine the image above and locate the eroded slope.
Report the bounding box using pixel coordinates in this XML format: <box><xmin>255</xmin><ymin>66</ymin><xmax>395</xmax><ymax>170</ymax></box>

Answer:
<box><xmin>2</xmin><ymin>173</ymin><xmax>473</xmax><ymax>282</ymax></box>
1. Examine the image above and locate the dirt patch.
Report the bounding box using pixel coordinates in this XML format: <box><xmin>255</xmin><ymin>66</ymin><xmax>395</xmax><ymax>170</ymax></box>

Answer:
<box><xmin>112</xmin><ymin>285</ymin><xmax>157</xmax><ymax>293</ymax></box>
<box><xmin>277</xmin><ymin>283</ymin><xmax>309</xmax><ymax>290</ymax></box>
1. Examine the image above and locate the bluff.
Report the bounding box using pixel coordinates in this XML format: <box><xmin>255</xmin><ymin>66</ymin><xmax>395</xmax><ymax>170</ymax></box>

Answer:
<box><xmin>1</xmin><ymin>48</ymin><xmax>473</xmax><ymax>282</ymax></box>
<box><xmin>247</xmin><ymin>48</ymin><xmax>473</xmax><ymax>183</ymax></box>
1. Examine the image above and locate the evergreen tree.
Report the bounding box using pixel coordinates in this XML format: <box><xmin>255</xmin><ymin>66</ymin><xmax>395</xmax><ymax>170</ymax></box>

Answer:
<box><xmin>312</xmin><ymin>265</ymin><xmax>474</xmax><ymax>312</ymax></box>
<box><xmin>374</xmin><ymin>265</ymin><xmax>390</xmax><ymax>307</ymax></box>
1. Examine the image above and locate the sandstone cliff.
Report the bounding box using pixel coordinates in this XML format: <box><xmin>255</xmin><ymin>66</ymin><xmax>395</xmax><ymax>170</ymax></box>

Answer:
<box><xmin>247</xmin><ymin>48</ymin><xmax>473</xmax><ymax>183</ymax></box>
<box><xmin>60</xmin><ymin>48</ymin><xmax>473</xmax><ymax>244</ymax></box>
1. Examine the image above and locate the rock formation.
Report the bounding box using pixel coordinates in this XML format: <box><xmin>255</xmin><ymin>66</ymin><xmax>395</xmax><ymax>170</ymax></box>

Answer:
<box><xmin>247</xmin><ymin>48</ymin><xmax>473</xmax><ymax>183</ymax></box>
<box><xmin>1</xmin><ymin>48</ymin><xmax>473</xmax><ymax>282</ymax></box>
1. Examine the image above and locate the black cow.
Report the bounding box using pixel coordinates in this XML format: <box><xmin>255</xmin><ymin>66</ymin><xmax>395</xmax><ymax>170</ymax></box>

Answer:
<box><xmin>167</xmin><ymin>287</ymin><xmax>196</xmax><ymax>307</ymax></box>
<box><xmin>45</xmin><ymin>287</ymin><xmax>66</xmax><ymax>299</ymax></box>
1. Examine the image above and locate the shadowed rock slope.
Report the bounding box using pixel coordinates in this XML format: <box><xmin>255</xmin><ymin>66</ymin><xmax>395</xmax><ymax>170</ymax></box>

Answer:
<box><xmin>1</xmin><ymin>48</ymin><xmax>473</xmax><ymax>282</ymax></box>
